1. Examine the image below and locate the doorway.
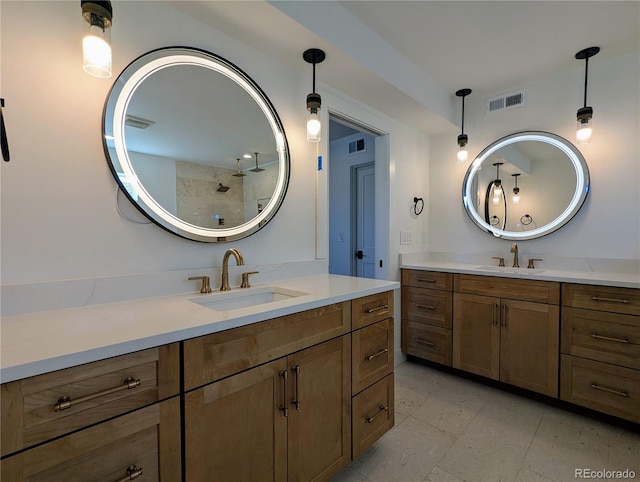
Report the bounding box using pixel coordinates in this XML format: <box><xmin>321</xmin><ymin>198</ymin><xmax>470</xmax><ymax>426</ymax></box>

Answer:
<box><xmin>328</xmin><ymin>114</ymin><xmax>388</xmax><ymax>280</ymax></box>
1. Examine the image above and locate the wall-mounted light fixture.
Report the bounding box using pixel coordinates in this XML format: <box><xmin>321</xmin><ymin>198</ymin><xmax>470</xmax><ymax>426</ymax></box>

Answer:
<box><xmin>81</xmin><ymin>0</ymin><xmax>113</xmax><ymax>78</ymax></box>
<box><xmin>512</xmin><ymin>173</ymin><xmax>521</xmax><ymax>204</ymax></box>
<box><xmin>575</xmin><ymin>46</ymin><xmax>599</xmax><ymax>145</ymax></box>
<box><xmin>303</xmin><ymin>48</ymin><xmax>326</xmax><ymax>142</ymax></box>
<box><xmin>455</xmin><ymin>88</ymin><xmax>472</xmax><ymax>163</ymax></box>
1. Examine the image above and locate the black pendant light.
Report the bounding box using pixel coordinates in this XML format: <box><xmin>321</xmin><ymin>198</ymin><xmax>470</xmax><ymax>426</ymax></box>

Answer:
<box><xmin>456</xmin><ymin>88</ymin><xmax>472</xmax><ymax>163</ymax></box>
<box><xmin>512</xmin><ymin>173</ymin><xmax>521</xmax><ymax>204</ymax></box>
<box><xmin>575</xmin><ymin>46</ymin><xmax>599</xmax><ymax>145</ymax></box>
<box><xmin>303</xmin><ymin>48</ymin><xmax>326</xmax><ymax>142</ymax></box>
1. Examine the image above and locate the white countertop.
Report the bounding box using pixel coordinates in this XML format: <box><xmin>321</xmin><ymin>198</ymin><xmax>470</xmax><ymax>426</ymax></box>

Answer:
<box><xmin>399</xmin><ymin>260</ymin><xmax>640</xmax><ymax>289</ymax></box>
<box><xmin>0</xmin><ymin>275</ymin><xmax>399</xmax><ymax>384</ymax></box>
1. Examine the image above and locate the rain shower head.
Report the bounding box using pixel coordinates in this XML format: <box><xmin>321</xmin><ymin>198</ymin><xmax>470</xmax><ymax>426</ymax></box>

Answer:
<box><xmin>217</xmin><ymin>183</ymin><xmax>230</xmax><ymax>192</ymax></box>
<box><xmin>232</xmin><ymin>158</ymin><xmax>246</xmax><ymax>177</ymax></box>
<box><xmin>250</xmin><ymin>152</ymin><xmax>265</xmax><ymax>172</ymax></box>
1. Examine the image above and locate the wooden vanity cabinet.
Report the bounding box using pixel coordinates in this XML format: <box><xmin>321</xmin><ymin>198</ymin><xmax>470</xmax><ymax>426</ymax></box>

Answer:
<box><xmin>560</xmin><ymin>283</ymin><xmax>640</xmax><ymax>423</ymax></box>
<box><xmin>401</xmin><ymin>269</ymin><xmax>453</xmax><ymax>366</ymax></box>
<box><xmin>183</xmin><ymin>301</ymin><xmax>366</xmax><ymax>482</ymax></box>
<box><xmin>452</xmin><ymin>275</ymin><xmax>560</xmax><ymax>397</ymax></box>
<box><xmin>0</xmin><ymin>344</ymin><xmax>181</xmax><ymax>481</ymax></box>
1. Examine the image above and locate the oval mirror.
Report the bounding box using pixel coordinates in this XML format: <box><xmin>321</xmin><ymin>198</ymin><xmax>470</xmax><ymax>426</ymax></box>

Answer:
<box><xmin>103</xmin><ymin>47</ymin><xmax>290</xmax><ymax>242</ymax></box>
<box><xmin>462</xmin><ymin>131</ymin><xmax>589</xmax><ymax>240</ymax></box>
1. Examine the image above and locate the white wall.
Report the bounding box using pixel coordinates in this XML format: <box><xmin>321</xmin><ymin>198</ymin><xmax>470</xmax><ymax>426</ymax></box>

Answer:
<box><xmin>1</xmin><ymin>1</ymin><xmax>317</xmax><ymax>284</ymax></box>
<box><xmin>428</xmin><ymin>52</ymin><xmax>640</xmax><ymax>261</ymax></box>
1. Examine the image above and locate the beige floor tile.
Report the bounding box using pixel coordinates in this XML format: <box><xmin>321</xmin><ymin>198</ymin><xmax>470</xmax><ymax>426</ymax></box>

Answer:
<box><xmin>411</xmin><ymin>374</ymin><xmax>490</xmax><ymax>436</ymax></box>
<box><xmin>424</xmin><ymin>466</ymin><xmax>464</xmax><ymax>482</ymax></box>
<box><xmin>523</xmin><ymin>408</ymin><xmax>614</xmax><ymax>482</ymax></box>
<box><xmin>436</xmin><ymin>390</ymin><xmax>545</xmax><ymax>482</ymax></box>
<box><xmin>351</xmin><ymin>415</ymin><xmax>456</xmax><ymax>482</ymax></box>
<box><xmin>514</xmin><ymin>467</ymin><xmax>557</xmax><ymax>482</ymax></box>
<box><xmin>394</xmin><ymin>361</ymin><xmax>443</xmax><ymax>397</ymax></box>
<box><xmin>395</xmin><ymin>382</ymin><xmax>428</xmax><ymax>424</ymax></box>
<box><xmin>331</xmin><ymin>464</ymin><xmax>370</xmax><ymax>482</ymax></box>
<box><xmin>607</xmin><ymin>427</ymin><xmax>640</xmax><ymax>482</ymax></box>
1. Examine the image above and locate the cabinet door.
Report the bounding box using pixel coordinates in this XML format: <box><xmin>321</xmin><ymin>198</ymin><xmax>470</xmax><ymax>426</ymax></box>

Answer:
<box><xmin>0</xmin><ymin>397</ymin><xmax>181</xmax><ymax>481</ymax></box>
<box><xmin>500</xmin><ymin>300</ymin><xmax>559</xmax><ymax>397</ymax></box>
<box><xmin>185</xmin><ymin>358</ymin><xmax>288</xmax><ymax>482</ymax></box>
<box><xmin>287</xmin><ymin>336</ymin><xmax>351</xmax><ymax>482</ymax></box>
<box><xmin>453</xmin><ymin>293</ymin><xmax>500</xmax><ymax>380</ymax></box>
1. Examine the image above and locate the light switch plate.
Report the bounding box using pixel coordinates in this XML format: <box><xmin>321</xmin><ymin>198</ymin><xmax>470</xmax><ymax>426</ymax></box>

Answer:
<box><xmin>400</xmin><ymin>230</ymin><xmax>413</xmax><ymax>245</ymax></box>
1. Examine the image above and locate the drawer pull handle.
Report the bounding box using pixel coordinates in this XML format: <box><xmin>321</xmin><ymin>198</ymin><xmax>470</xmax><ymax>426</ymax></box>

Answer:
<box><xmin>365</xmin><ymin>404</ymin><xmax>389</xmax><ymax>424</ymax></box>
<box><xmin>365</xmin><ymin>347</ymin><xmax>389</xmax><ymax>361</ymax></box>
<box><xmin>591</xmin><ymin>296</ymin><xmax>630</xmax><ymax>304</ymax></box>
<box><xmin>291</xmin><ymin>365</ymin><xmax>301</xmax><ymax>410</ymax></box>
<box><xmin>416</xmin><ymin>304</ymin><xmax>436</xmax><ymax>310</ymax></box>
<box><xmin>114</xmin><ymin>465</ymin><xmax>143</xmax><ymax>482</ymax></box>
<box><xmin>279</xmin><ymin>370</ymin><xmax>289</xmax><ymax>417</ymax></box>
<box><xmin>416</xmin><ymin>278</ymin><xmax>436</xmax><ymax>283</ymax></box>
<box><xmin>365</xmin><ymin>304</ymin><xmax>389</xmax><ymax>314</ymax></box>
<box><xmin>590</xmin><ymin>333</ymin><xmax>630</xmax><ymax>344</ymax></box>
<box><xmin>54</xmin><ymin>377</ymin><xmax>141</xmax><ymax>412</ymax></box>
<box><xmin>415</xmin><ymin>338</ymin><xmax>435</xmax><ymax>347</ymax></box>
<box><xmin>590</xmin><ymin>383</ymin><xmax>629</xmax><ymax>398</ymax></box>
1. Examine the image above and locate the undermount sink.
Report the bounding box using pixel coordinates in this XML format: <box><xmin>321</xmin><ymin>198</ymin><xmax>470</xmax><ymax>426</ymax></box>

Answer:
<box><xmin>474</xmin><ymin>266</ymin><xmax>546</xmax><ymax>275</ymax></box>
<box><xmin>189</xmin><ymin>286</ymin><xmax>309</xmax><ymax>312</ymax></box>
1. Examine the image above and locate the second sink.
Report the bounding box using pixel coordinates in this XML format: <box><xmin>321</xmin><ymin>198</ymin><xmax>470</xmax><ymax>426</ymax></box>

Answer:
<box><xmin>190</xmin><ymin>286</ymin><xmax>309</xmax><ymax>312</ymax></box>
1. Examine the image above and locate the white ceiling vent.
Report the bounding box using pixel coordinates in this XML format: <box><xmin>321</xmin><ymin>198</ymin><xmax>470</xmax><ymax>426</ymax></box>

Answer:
<box><xmin>486</xmin><ymin>91</ymin><xmax>525</xmax><ymax>114</ymax></box>
<box><xmin>125</xmin><ymin>115</ymin><xmax>155</xmax><ymax>129</ymax></box>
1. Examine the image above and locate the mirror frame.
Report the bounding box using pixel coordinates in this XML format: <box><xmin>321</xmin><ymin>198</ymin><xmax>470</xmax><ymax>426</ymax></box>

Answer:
<box><xmin>462</xmin><ymin>131</ymin><xmax>590</xmax><ymax>240</ymax></box>
<box><xmin>102</xmin><ymin>47</ymin><xmax>290</xmax><ymax>243</ymax></box>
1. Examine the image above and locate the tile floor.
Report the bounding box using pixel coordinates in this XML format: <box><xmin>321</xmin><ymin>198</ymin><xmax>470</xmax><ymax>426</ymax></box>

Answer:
<box><xmin>333</xmin><ymin>361</ymin><xmax>640</xmax><ymax>482</ymax></box>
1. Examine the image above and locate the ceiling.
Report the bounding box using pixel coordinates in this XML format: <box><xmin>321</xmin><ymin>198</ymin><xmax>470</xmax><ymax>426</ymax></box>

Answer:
<box><xmin>167</xmin><ymin>1</ymin><xmax>640</xmax><ymax>136</ymax></box>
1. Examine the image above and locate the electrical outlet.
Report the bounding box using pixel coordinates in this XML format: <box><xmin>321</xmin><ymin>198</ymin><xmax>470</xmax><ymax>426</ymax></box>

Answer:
<box><xmin>400</xmin><ymin>230</ymin><xmax>413</xmax><ymax>245</ymax></box>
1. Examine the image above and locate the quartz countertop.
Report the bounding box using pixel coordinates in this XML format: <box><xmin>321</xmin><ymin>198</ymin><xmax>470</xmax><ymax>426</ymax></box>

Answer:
<box><xmin>399</xmin><ymin>257</ymin><xmax>640</xmax><ymax>289</ymax></box>
<box><xmin>0</xmin><ymin>274</ymin><xmax>399</xmax><ymax>383</ymax></box>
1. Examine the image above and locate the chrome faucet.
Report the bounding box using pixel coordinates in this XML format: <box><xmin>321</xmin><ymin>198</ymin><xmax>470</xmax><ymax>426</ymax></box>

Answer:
<box><xmin>220</xmin><ymin>248</ymin><xmax>245</xmax><ymax>291</ymax></box>
<box><xmin>510</xmin><ymin>243</ymin><xmax>519</xmax><ymax>268</ymax></box>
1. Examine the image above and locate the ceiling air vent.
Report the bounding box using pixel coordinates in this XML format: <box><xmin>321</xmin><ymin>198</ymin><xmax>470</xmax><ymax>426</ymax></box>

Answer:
<box><xmin>486</xmin><ymin>91</ymin><xmax>525</xmax><ymax>114</ymax></box>
<box><xmin>125</xmin><ymin>115</ymin><xmax>155</xmax><ymax>129</ymax></box>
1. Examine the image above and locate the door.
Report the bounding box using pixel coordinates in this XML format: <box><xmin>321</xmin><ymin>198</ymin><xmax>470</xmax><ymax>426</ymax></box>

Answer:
<box><xmin>287</xmin><ymin>336</ymin><xmax>351</xmax><ymax>482</ymax></box>
<box><xmin>500</xmin><ymin>299</ymin><xmax>559</xmax><ymax>396</ymax></box>
<box><xmin>184</xmin><ymin>359</ymin><xmax>288</xmax><ymax>482</ymax></box>
<box><xmin>354</xmin><ymin>163</ymin><xmax>375</xmax><ymax>278</ymax></box>
<box><xmin>452</xmin><ymin>293</ymin><xmax>500</xmax><ymax>380</ymax></box>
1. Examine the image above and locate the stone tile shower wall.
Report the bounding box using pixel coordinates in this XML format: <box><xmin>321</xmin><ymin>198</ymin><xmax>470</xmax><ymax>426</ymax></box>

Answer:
<box><xmin>176</xmin><ymin>161</ymin><xmax>243</xmax><ymax>228</ymax></box>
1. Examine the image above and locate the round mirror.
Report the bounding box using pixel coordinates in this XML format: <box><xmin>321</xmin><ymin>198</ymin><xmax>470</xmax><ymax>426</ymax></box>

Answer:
<box><xmin>103</xmin><ymin>47</ymin><xmax>290</xmax><ymax>242</ymax></box>
<box><xmin>462</xmin><ymin>131</ymin><xmax>589</xmax><ymax>240</ymax></box>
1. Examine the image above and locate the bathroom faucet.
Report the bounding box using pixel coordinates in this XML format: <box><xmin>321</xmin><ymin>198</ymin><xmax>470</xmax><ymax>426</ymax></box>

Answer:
<box><xmin>221</xmin><ymin>248</ymin><xmax>245</xmax><ymax>291</ymax></box>
<box><xmin>510</xmin><ymin>243</ymin><xmax>519</xmax><ymax>268</ymax></box>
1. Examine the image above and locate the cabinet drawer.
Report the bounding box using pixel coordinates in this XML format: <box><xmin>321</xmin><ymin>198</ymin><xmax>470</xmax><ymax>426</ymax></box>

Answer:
<box><xmin>402</xmin><ymin>286</ymin><xmax>452</xmax><ymax>328</ymax></box>
<box><xmin>0</xmin><ymin>396</ymin><xmax>181</xmax><ymax>481</ymax></box>
<box><xmin>560</xmin><ymin>355</ymin><xmax>640</xmax><ymax>423</ymax></box>
<box><xmin>454</xmin><ymin>274</ymin><xmax>560</xmax><ymax>304</ymax></box>
<box><xmin>352</xmin><ymin>319</ymin><xmax>394</xmax><ymax>395</ymax></box>
<box><xmin>352</xmin><ymin>374</ymin><xmax>394</xmax><ymax>459</ymax></box>
<box><xmin>352</xmin><ymin>291</ymin><xmax>394</xmax><ymax>330</ymax></box>
<box><xmin>402</xmin><ymin>269</ymin><xmax>452</xmax><ymax>291</ymax></box>
<box><xmin>402</xmin><ymin>321</ymin><xmax>452</xmax><ymax>366</ymax></box>
<box><xmin>562</xmin><ymin>284</ymin><xmax>640</xmax><ymax>316</ymax></box>
<box><xmin>1</xmin><ymin>344</ymin><xmax>180</xmax><ymax>457</ymax></box>
<box><xmin>561</xmin><ymin>307</ymin><xmax>640</xmax><ymax>370</ymax></box>
<box><xmin>184</xmin><ymin>302</ymin><xmax>350</xmax><ymax>390</ymax></box>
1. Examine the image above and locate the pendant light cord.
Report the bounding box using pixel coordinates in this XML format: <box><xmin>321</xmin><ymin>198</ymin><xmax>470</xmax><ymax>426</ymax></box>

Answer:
<box><xmin>583</xmin><ymin>56</ymin><xmax>589</xmax><ymax>108</ymax></box>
